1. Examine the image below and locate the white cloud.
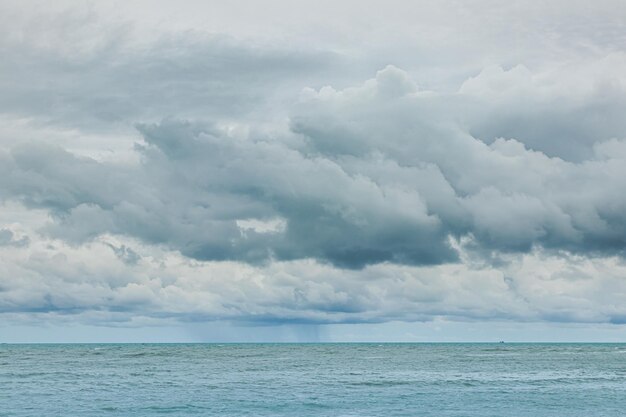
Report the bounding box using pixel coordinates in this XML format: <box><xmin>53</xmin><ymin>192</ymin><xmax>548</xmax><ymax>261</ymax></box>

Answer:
<box><xmin>1</xmin><ymin>222</ymin><xmax>626</xmax><ymax>326</ymax></box>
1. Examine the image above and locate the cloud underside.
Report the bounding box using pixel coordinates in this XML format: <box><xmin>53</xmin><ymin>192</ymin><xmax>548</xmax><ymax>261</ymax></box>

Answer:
<box><xmin>1</xmin><ymin>6</ymin><xmax>626</xmax><ymax>326</ymax></box>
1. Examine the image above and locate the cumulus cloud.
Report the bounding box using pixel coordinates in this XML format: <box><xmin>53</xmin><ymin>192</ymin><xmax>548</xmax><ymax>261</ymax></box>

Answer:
<box><xmin>460</xmin><ymin>57</ymin><xmax>626</xmax><ymax>161</ymax></box>
<box><xmin>3</xmin><ymin>65</ymin><xmax>625</xmax><ymax>269</ymax></box>
<box><xmin>1</xmin><ymin>2</ymin><xmax>626</xmax><ymax>331</ymax></box>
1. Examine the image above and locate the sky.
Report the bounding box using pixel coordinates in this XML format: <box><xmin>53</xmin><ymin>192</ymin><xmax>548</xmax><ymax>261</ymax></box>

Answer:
<box><xmin>1</xmin><ymin>0</ymin><xmax>626</xmax><ymax>342</ymax></box>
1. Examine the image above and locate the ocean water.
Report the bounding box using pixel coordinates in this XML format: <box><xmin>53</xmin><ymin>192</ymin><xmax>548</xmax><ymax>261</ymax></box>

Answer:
<box><xmin>2</xmin><ymin>343</ymin><xmax>626</xmax><ymax>416</ymax></box>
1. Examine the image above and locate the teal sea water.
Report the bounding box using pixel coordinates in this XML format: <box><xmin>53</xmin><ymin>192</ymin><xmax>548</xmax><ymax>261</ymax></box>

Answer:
<box><xmin>2</xmin><ymin>343</ymin><xmax>626</xmax><ymax>416</ymax></box>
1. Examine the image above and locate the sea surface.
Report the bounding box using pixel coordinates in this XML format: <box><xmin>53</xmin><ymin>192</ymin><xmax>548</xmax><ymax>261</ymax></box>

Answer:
<box><xmin>2</xmin><ymin>343</ymin><xmax>626</xmax><ymax>416</ymax></box>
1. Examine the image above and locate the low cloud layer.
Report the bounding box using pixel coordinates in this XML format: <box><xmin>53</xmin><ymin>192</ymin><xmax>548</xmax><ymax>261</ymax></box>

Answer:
<box><xmin>1</xmin><ymin>1</ymin><xmax>626</xmax><ymax>331</ymax></box>
<box><xmin>2</xmin><ymin>229</ymin><xmax>626</xmax><ymax>326</ymax></box>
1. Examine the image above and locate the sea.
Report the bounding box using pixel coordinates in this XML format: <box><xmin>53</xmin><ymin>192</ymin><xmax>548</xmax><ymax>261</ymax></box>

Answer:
<box><xmin>2</xmin><ymin>343</ymin><xmax>626</xmax><ymax>416</ymax></box>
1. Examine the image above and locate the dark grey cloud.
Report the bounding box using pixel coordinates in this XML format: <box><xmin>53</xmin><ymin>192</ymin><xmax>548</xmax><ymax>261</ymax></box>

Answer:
<box><xmin>2</xmin><ymin>66</ymin><xmax>626</xmax><ymax>269</ymax></box>
<box><xmin>104</xmin><ymin>242</ymin><xmax>141</xmax><ymax>265</ymax></box>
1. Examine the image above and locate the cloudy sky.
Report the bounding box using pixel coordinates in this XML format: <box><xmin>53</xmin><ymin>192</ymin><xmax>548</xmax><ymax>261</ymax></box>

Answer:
<box><xmin>2</xmin><ymin>0</ymin><xmax>626</xmax><ymax>342</ymax></box>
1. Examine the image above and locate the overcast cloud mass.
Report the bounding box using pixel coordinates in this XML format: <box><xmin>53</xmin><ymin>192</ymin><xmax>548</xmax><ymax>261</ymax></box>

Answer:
<box><xmin>1</xmin><ymin>0</ymin><xmax>626</xmax><ymax>341</ymax></box>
